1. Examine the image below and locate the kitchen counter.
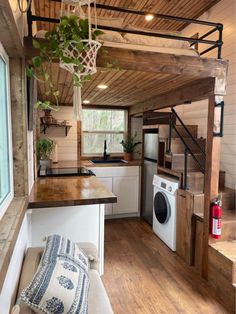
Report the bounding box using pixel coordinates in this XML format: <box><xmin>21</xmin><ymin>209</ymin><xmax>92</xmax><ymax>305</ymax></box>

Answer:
<box><xmin>28</xmin><ymin>176</ymin><xmax>117</xmax><ymax>209</ymax></box>
<box><xmin>50</xmin><ymin>160</ymin><xmax>142</xmax><ymax>169</ymax></box>
<box><xmin>82</xmin><ymin>159</ymin><xmax>142</xmax><ymax>167</ymax></box>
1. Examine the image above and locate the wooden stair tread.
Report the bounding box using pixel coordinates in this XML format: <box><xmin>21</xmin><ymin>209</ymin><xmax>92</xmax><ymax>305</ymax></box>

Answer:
<box><xmin>194</xmin><ymin>207</ymin><xmax>235</xmax><ymax>222</ymax></box>
<box><xmin>219</xmin><ymin>186</ymin><xmax>235</xmax><ymax>193</ymax></box>
<box><xmin>157</xmin><ymin>166</ymin><xmax>183</xmax><ymax>178</ymax></box>
<box><xmin>222</xmin><ymin>209</ymin><xmax>236</xmax><ymax>222</ymax></box>
<box><xmin>209</xmin><ymin>240</ymin><xmax>236</xmax><ymax>262</ymax></box>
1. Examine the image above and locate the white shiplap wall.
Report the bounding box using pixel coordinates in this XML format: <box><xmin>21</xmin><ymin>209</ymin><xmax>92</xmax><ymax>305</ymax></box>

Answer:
<box><xmin>40</xmin><ymin>106</ymin><xmax>77</xmax><ymax>161</ymax></box>
<box><xmin>175</xmin><ymin>0</ymin><xmax>236</xmax><ymax>189</ymax></box>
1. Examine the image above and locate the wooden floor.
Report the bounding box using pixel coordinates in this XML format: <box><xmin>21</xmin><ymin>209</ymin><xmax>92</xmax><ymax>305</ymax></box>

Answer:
<box><xmin>102</xmin><ymin>218</ymin><xmax>230</xmax><ymax>314</ymax></box>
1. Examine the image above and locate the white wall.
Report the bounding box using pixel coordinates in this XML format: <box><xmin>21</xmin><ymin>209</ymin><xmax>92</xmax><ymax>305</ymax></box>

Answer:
<box><xmin>40</xmin><ymin>106</ymin><xmax>78</xmax><ymax>161</ymax></box>
<box><xmin>175</xmin><ymin>0</ymin><xmax>236</xmax><ymax>189</ymax></box>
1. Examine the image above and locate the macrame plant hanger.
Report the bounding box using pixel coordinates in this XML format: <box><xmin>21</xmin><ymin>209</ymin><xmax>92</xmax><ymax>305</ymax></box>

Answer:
<box><xmin>60</xmin><ymin>0</ymin><xmax>101</xmax><ymax>120</ymax></box>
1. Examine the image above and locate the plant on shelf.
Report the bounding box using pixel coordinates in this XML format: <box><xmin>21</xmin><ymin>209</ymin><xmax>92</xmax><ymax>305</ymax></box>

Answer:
<box><xmin>37</xmin><ymin>138</ymin><xmax>56</xmax><ymax>168</ymax></box>
<box><xmin>26</xmin><ymin>15</ymin><xmax>104</xmax><ymax>110</ymax></box>
<box><xmin>120</xmin><ymin>132</ymin><xmax>141</xmax><ymax>162</ymax></box>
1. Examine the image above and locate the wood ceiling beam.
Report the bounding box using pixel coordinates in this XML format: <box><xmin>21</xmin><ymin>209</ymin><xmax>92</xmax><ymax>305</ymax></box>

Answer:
<box><xmin>58</xmin><ymin>103</ymin><xmax>129</xmax><ymax>110</ymax></box>
<box><xmin>129</xmin><ymin>77</ymin><xmax>216</xmax><ymax>116</ymax></box>
<box><xmin>24</xmin><ymin>37</ymin><xmax>228</xmax><ymax>84</ymax></box>
<box><xmin>0</xmin><ymin>0</ymin><xmax>23</xmax><ymax>57</ymax></box>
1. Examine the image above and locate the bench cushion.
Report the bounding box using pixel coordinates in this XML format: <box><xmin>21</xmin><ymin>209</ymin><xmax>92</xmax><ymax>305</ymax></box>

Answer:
<box><xmin>16</xmin><ymin>246</ymin><xmax>112</xmax><ymax>314</ymax></box>
<box><xmin>88</xmin><ymin>270</ymin><xmax>113</xmax><ymax>314</ymax></box>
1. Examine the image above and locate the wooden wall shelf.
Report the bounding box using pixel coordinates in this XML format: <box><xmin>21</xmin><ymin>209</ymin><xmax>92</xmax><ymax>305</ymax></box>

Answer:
<box><xmin>40</xmin><ymin>123</ymin><xmax>72</xmax><ymax>136</ymax></box>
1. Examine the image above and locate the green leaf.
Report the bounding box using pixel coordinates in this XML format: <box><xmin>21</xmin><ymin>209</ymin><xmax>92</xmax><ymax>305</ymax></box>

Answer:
<box><xmin>44</xmin><ymin>73</ymin><xmax>50</xmax><ymax>81</ymax></box>
<box><xmin>61</xmin><ymin>56</ymin><xmax>73</xmax><ymax>64</ymax></box>
<box><xmin>26</xmin><ymin>66</ymin><xmax>34</xmax><ymax>78</ymax></box>
<box><xmin>32</xmin><ymin>56</ymin><xmax>42</xmax><ymax>68</ymax></box>
<box><xmin>93</xmin><ymin>30</ymin><xmax>104</xmax><ymax>37</ymax></box>
<box><xmin>53</xmin><ymin>90</ymin><xmax>59</xmax><ymax>97</ymax></box>
<box><xmin>32</xmin><ymin>39</ymin><xmax>41</xmax><ymax>49</ymax></box>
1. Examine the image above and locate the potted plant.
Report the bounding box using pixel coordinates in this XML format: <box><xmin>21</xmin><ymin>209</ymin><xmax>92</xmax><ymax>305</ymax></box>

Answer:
<box><xmin>37</xmin><ymin>138</ymin><xmax>55</xmax><ymax>169</ymax></box>
<box><xmin>120</xmin><ymin>132</ymin><xmax>141</xmax><ymax>162</ymax></box>
<box><xmin>26</xmin><ymin>16</ymin><xmax>104</xmax><ymax>111</ymax></box>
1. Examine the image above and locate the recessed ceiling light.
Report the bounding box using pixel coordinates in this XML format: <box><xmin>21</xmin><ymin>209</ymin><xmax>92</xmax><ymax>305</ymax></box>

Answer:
<box><xmin>83</xmin><ymin>100</ymin><xmax>90</xmax><ymax>104</ymax></box>
<box><xmin>145</xmin><ymin>14</ymin><xmax>154</xmax><ymax>21</ymax></box>
<box><xmin>97</xmin><ymin>84</ymin><xmax>108</xmax><ymax>90</ymax></box>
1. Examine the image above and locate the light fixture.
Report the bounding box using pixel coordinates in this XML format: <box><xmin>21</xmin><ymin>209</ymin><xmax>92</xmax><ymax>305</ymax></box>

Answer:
<box><xmin>97</xmin><ymin>84</ymin><xmax>108</xmax><ymax>90</ymax></box>
<box><xmin>83</xmin><ymin>100</ymin><xmax>90</xmax><ymax>104</ymax></box>
<box><xmin>145</xmin><ymin>14</ymin><xmax>154</xmax><ymax>22</ymax></box>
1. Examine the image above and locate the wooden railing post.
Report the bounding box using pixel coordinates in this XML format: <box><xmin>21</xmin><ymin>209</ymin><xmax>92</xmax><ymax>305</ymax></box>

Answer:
<box><xmin>202</xmin><ymin>94</ymin><xmax>222</xmax><ymax>279</ymax></box>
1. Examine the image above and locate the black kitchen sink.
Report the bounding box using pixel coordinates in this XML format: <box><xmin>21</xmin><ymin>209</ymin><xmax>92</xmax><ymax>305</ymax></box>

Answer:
<box><xmin>90</xmin><ymin>159</ymin><xmax>127</xmax><ymax>164</ymax></box>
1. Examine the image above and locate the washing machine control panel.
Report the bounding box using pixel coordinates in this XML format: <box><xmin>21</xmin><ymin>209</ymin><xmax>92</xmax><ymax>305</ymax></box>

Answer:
<box><xmin>153</xmin><ymin>174</ymin><xmax>179</xmax><ymax>194</ymax></box>
<box><xmin>168</xmin><ymin>186</ymin><xmax>172</xmax><ymax>192</ymax></box>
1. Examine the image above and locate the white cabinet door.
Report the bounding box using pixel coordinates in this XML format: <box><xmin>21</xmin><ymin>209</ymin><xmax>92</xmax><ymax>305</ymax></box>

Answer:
<box><xmin>97</xmin><ymin>177</ymin><xmax>113</xmax><ymax>215</ymax></box>
<box><xmin>113</xmin><ymin>176</ymin><xmax>139</xmax><ymax>214</ymax></box>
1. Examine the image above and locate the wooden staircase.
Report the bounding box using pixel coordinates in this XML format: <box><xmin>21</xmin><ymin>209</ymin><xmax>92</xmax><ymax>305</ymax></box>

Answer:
<box><xmin>159</xmin><ymin>111</ymin><xmax>236</xmax><ymax>312</ymax></box>
<box><xmin>158</xmin><ymin>116</ymin><xmax>226</xmax><ymax>192</ymax></box>
<box><xmin>208</xmin><ymin>240</ymin><xmax>236</xmax><ymax>313</ymax></box>
<box><xmin>158</xmin><ymin>117</ymin><xmax>208</xmax><ymax>191</ymax></box>
<box><xmin>194</xmin><ymin>189</ymin><xmax>236</xmax><ymax>313</ymax></box>
<box><xmin>208</xmin><ymin>189</ymin><xmax>236</xmax><ymax>313</ymax></box>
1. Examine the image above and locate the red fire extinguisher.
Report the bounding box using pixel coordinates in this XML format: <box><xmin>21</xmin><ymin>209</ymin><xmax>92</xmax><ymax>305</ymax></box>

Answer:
<box><xmin>210</xmin><ymin>194</ymin><xmax>222</xmax><ymax>239</ymax></box>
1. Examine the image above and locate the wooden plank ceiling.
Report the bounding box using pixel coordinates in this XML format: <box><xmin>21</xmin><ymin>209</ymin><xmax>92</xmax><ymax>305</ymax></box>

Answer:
<box><xmin>33</xmin><ymin>0</ymin><xmax>220</xmax><ymax>107</ymax></box>
<box><xmin>34</xmin><ymin>0</ymin><xmax>220</xmax><ymax>32</ymax></box>
<box><xmin>38</xmin><ymin>63</ymin><xmax>199</xmax><ymax>107</ymax></box>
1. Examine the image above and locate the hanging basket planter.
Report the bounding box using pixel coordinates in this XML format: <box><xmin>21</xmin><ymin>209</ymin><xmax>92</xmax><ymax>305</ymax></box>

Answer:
<box><xmin>59</xmin><ymin>0</ymin><xmax>101</xmax><ymax>120</ymax></box>
<box><xmin>60</xmin><ymin>39</ymin><xmax>101</xmax><ymax>78</ymax></box>
<box><xmin>26</xmin><ymin>0</ymin><xmax>106</xmax><ymax>120</ymax></box>
<box><xmin>59</xmin><ymin>39</ymin><xmax>101</xmax><ymax>120</ymax></box>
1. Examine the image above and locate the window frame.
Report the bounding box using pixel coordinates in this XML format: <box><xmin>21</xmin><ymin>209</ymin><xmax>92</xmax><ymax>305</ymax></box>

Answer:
<box><xmin>0</xmin><ymin>42</ymin><xmax>14</xmax><ymax>219</ymax></box>
<box><xmin>81</xmin><ymin>108</ymin><xmax>128</xmax><ymax>157</ymax></box>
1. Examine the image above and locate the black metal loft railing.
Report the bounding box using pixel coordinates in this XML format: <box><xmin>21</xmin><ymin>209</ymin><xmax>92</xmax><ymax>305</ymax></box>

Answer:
<box><xmin>27</xmin><ymin>1</ymin><xmax>224</xmax><ymax>59</ymax></box>
<box><xmin>168</xmin><ymin>108</ymin><xmax>206</xmax><ymax>190</ymax></box>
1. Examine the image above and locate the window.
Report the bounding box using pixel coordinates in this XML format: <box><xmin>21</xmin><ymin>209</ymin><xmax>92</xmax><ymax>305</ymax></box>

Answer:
<box><xmin>82</xmin><ymin>109</ymin><xmax>127</xmax><ymax>155</ymax></box>
<box><xmin>0</xmin><ymin>43</ymin><xmax>13</xmax><ymax>219</ymax></box>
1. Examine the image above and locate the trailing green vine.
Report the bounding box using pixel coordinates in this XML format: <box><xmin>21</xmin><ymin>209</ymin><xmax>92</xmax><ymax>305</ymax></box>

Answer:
<box><xmin>26</xmin><ymin>15</ymin><xmax>103</xmax><ymax>110</ymax></box>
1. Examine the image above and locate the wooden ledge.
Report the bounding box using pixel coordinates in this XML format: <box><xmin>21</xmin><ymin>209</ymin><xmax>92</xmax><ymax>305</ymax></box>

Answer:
<box><xmin>0</xmin><ymin>197</ymin><xmax>28</xmax><ymax>293</ymax></box>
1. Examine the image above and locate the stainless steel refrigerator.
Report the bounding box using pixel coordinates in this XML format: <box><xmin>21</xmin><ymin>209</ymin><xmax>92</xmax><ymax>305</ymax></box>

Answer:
<box><xmin>142</xmin><ymin>131</ymin><xmax>158</xmax><ymax>225</ymax></box>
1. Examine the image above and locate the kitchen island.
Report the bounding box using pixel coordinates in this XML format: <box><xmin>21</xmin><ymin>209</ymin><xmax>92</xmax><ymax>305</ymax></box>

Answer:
<box><xmin>0</xmin><ymin>176</ymin><xmax>116</xmax><ymax>312</ymax></box>
<box><xmin>28</xmin><ymin>175</ymin><xmax>117</xmax><ymax>208</ymax></box>
<box><xmin>27</xmin><ymin>175</ymin><xmax>117</xmax><ymax>275</ymax></box>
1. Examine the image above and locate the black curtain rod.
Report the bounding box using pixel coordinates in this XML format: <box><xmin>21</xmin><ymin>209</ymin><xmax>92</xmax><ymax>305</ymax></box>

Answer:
<box><xmin>49</xmin><ymin>0</ymin><xmax>222</xmax><ymax>28</ymax></box>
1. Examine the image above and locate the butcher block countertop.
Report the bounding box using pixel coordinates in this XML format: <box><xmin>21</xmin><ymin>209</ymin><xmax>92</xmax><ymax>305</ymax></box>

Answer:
<box><xmin>28</xmin><ymin>176</ymin><xmax>117</xmax><ymax>209</ymax></box>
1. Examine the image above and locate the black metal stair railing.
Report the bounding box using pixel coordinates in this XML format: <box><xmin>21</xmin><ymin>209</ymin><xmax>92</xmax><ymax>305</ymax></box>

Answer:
<box><xmin>168</xmin><ymin>108</ymin><xmax>206</xmax><ymax>190</ymax></box>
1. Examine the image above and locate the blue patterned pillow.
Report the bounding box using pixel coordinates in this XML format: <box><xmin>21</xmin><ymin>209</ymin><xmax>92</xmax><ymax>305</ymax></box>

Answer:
<box><xmin>41</xmin><ymin>234</ymin><xmax>89</xmax><ymax>268</ymax></box>
<box><xmin>20</xmin><ymin>235</ymin><xmax>90</xmax><ymax>314</ymax></box>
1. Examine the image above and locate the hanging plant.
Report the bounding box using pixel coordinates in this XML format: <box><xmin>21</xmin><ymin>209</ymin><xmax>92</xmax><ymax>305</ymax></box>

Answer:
<box><xmin>26</xmin><ymin>15</ymin><xmax>104</xmax><ymax>111</ymax></box>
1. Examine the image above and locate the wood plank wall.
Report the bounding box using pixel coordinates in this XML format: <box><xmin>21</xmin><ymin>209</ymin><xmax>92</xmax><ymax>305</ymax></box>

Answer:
<box><xmin>39</xmin><ymin>106</ymin><xmax>78</xmax><ymax>161</ymax></box>
<box><xmin>131</xmin><ymin>117</ymin><xmax>143</xmax><ymax>160</ymax></box>
<box><xmin>175</xmin><ymin>0</ymin><xmax>236</xmax><ymax>189</ymax></box>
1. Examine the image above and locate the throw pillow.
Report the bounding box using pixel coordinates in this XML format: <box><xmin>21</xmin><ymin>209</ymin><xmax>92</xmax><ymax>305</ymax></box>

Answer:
<box><xmin>41</xmin><ymin>234</ymin><xmax>89</xmax><ymax>268</ymax></box>
<box><xmin>20</xmin><ymin>254</ymin><xmax>89</xmax><ymax>314</ymax></box>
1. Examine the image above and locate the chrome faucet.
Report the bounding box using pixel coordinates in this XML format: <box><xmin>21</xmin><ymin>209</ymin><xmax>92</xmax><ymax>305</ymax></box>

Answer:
<box><xmin>103</xmin><ymin>140</ymin><xmax>110</xmax><ymax>161</ymax></box>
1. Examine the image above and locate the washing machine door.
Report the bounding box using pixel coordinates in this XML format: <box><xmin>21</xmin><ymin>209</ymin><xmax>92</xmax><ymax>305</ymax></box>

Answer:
<box><xmin>154</xmin><ymin>191</ymin><xmax>171</xmax><ymax>224</ymax></box>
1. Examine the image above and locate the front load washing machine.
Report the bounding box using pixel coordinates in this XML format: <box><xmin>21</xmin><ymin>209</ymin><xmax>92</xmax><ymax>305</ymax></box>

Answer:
<box><xmin>152</xmin><ymin>174</ymin><xmax>179</xmax><ymax>251</ymax></box>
